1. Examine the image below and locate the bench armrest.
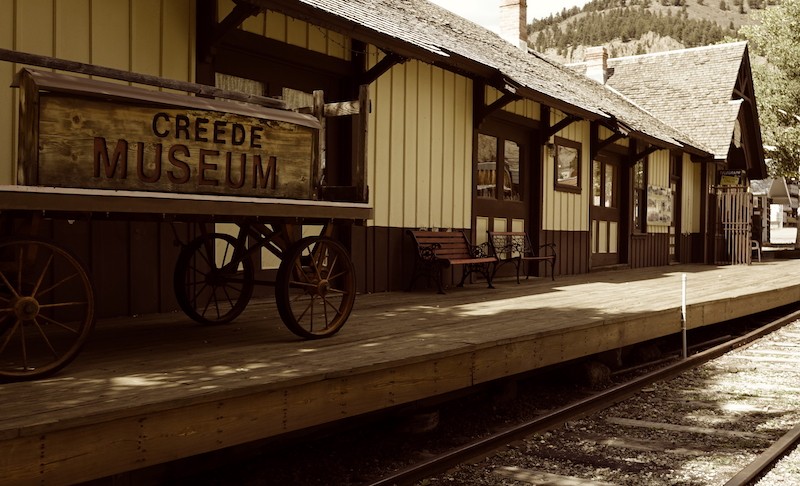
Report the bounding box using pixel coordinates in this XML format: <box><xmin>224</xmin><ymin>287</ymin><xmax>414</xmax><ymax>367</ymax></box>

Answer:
<box><xmin>470</xmin><ymin>243</ymin><xmax>490</xmax><ymax>259</ymax></box>
<box><xmin>538</xmin><ymin>243</ymin><xmax>557</xmax><ymax>257</ymax></box>
<box><xmin>416</xmin><ymin>242</ymin><xmax>441</xmax><ymax>262</ymax></box>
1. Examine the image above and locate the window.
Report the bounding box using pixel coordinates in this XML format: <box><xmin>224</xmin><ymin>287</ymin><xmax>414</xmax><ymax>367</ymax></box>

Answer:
<box><xmin>553</xmin><ymin>137</ymin><xmax>581</xmax><ymax>193</ymax></box>
<box><xmin>633</xmin><ymin>158</ymin><xmax>646</xmax><ymax>233</ymax></box>
<box><xmin>504</xmin><ymin>140</ymin><xmax>521</xmax><ymax>201</ymax></box>
<box><xmin>476</xmin><ymin>134</ymin><xmax>523</xmax><ymax>201</ymax></box>
<box><xmin>477</xmin><ymin>134</ymin><xmax>498</xmax><ymax>199</ymax></box>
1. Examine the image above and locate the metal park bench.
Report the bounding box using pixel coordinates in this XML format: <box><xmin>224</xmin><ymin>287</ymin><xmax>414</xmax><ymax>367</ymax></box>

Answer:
<box><xmin>487</xmin><ymin>231</ymin><xmax>557</xmax><ymax>283</ymax></box>
<box><xmin>407</xmin><ymin>230</ymin><xmax>496</xmax><ymax>293</ymax></box>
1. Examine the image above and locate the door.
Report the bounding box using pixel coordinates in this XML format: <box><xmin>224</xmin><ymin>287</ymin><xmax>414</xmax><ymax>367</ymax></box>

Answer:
<box><xmin>474</xmin><ymin>122</ymin><xmax>531</xmax><ymax>255</ymax></box>
<box><xmin>591</xmin><ymin>154</ymin><xmax>621</xmax><ymax>267</ymax></box>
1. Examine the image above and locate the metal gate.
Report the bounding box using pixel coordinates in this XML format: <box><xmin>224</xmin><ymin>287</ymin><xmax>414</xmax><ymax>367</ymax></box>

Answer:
<box><xmin>714</xmin><ymin>185</ymin><xmax>753</xmax><ymax>265</ymax></box>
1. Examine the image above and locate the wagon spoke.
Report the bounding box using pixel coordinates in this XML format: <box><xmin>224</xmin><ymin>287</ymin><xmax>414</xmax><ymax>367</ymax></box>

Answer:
<box><xmin>0</xmin><ymin>269</ymin><xmax>19</xmax><ymax>299</ymax></box>
<box><xmin>288</xmin><ymin>280</ymin><xmax>318</xmax><ymax>291</ymax></box>
<box><xmin>322</xmin><ymin>292</ymin><xmax>330</xmax><ymax>328</ymax></box>
<box><xmin>310</xmin><ymin>247</ymin><xmax>326</xmax><ymax>281</ymax></box>
<box><xmin>188</xmin><ymin>282</ymin><xmax>209</xmax><ymax>308</ymax></box>
<box><xmin>322</xmin><ymin>294</ymin><xmax>344</xmax><ymax>314</ymax></box>
<box><xmin>36</xmin><ymin>312</ymin><xmax>80</xmax><ymax>334</ymax></box>
<box><xmin>0</xmin><ymin>318</ymin><xmax>21</xmax><ymax>355</ymax></box>
<box><xmin>19</xmin><ymin>318</ymin><xmax>28</xmax><ymax>370</ymax></box>
<box><xmin>16</xmin><ymin>247</ymin><xmax>23</xmax><ymax>296</ymax></box>
<box><xmin>323</xmin><ymin>253</ymin><xmax>339</xmax><ymax>279</ymax></box>
<box><xmin>200</xmin><ymin>286</ymin><xmax>220</xmax><ymax>320</ymax></box>
<box><xmin>35</xmin><ymin>272</ymin><xmax>80</xmax><ymax>300</ymax></box>
<box><xmin>326</xmin><ymin>269</ymin><xmax>350</xmax><ymax>282</ymax></box>
<box><xmin>30</xmin><ymin>253</ymin><xmax>55</xmax><ymax>296</ymax></box>
<box><xmin>200</xmin><ymin>239</ymin><xmax>215</xmax><ymax>266</ymax></box>
<box><xmin>294</xmin><ymin>296</ymin><xmax>314</xmax><ymax>323</ymax></box>
<box><xmin>306</xmin><ymin>297</ymin><xmax>314</xmax><ymax>330</ymax></box>
<box><xmin>220</xmin><ymin>284</ymin><xmax>237</xmax><ymax>311</ymax></box>
<box><xmin>292</xmin><ymin>259</ymin><xmax>312</xmax><ymax>284</ymax></box>
<box><xmin>30</xmin><ymin>318</ymin><xmax>59</xmax><ymax>358</ymax></box>
<box><xmin>38</xmin><ymin>301</ymin><xmax>88</xmax><ymax>310</ymax></box>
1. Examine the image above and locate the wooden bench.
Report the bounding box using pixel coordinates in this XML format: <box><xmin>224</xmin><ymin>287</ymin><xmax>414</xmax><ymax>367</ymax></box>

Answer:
<box><xmin>407</xmin><ymin>230</ymin><xmax>497</xmax><ymax>293</ymax></box>
<box><xmin>487</xmin><ymin>231</ymin><xmax>557</xmax><ymax>283</ymax></box>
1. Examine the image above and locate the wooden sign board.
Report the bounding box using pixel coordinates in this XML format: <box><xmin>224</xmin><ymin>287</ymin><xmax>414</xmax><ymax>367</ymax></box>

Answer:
<box><xmin>16</xmin><ymin>69</ymin><xmax>320</xmax><ymax>200</ymax></box>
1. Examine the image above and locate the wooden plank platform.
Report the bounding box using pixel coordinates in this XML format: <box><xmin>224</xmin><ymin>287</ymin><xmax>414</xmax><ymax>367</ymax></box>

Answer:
<box><xmin>3</xmin><ymin>260</ymin><xmax>800</xmax><ymax>485</ymax></box>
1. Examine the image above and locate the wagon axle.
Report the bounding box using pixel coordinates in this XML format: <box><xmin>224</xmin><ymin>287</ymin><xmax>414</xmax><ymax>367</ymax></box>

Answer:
<box><xmin>13</xmin><ymin>296</ymin><xmax>40</xmax><ymax>321</ymax></box>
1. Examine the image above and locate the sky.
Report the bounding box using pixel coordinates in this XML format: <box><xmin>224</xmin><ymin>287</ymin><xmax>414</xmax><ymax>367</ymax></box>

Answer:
<box><xmin>428</xmin><ymin>0</ymin><xmax>591</xmax><ymax>33</ymax></box>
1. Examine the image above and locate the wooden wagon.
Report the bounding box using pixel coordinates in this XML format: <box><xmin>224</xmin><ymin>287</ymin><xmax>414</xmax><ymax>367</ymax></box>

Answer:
<box><xmin>0</xmin><ymin>54</ymin><xmax>372</xmax><ymax>381</ymax></box>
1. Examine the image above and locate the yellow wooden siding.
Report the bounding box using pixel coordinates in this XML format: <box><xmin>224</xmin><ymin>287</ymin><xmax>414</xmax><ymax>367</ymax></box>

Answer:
<box><xmin>0</xmin><ymin>0</ymin><xmax>15</xmax><ymax>184</ymax></box>
<box><xmin>219</xmin><ymin>1</ymin><xmax>350</xmax><ymax>61</ymax></box>
<box><xmin>485</xmin><ymin>86</ymin><xmax>540</xmax><ymax>121</ymax></box>
<box><xmin>367</xmin><ymin>49</ymin><xmax>472</xmax><ymax>230</ymax></box>
<box><xmin>682</xmin><ymin>154</ymin><xmax>701</xmax><ymax>234</ymax></box>
<box><xmin>542</xmin><ymin>111</ymin><xmax>590</xmax><ymax>232</ymax></box>
<box><xmin>92</xmin><ymin>0</ymin><xmax>131</xmax><ymax>71</ymax></box>
<box><xmin>647</xmin><ymin>150</ymin><xmax>670</xmax><ymax>235</ymax></box>
<box><xmin>0</xmin><ymin>0</ymin><xmax>195</xmax><ymax>185</ymax></box>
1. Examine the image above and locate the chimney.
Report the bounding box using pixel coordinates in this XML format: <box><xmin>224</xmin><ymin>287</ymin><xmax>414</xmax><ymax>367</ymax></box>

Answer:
<box><xmin>585</xmin><ymin>46</ymin><xmax>609</xmax><ymax>84</ymax></box>
<box><xmin>499</xmin><ymin>0</ymin><xmax>528</xmax><ymax>51</ymax></box>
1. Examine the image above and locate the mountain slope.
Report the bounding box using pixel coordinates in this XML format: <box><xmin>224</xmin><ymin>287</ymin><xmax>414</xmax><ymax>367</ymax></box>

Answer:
<box><xmin>529</xmin><ymin>0</ymin><xmax>780</xmax><ymax>62</ymax></box>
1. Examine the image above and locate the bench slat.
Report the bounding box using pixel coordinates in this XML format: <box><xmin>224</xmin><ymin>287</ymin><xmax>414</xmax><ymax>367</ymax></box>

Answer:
<box><xmin>407</xmin><ymin>229</ymin><xmax>496</xmax><ymax>293</ymax></box>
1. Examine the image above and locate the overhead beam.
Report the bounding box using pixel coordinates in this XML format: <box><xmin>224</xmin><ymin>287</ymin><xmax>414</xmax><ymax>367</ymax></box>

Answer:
<box><xmin>0</xmin><ymin>47</ymin><xmax>286</xmax><ymax>109</ymax></box>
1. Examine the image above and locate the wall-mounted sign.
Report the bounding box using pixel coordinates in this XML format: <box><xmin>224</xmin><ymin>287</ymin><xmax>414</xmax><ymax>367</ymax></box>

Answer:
<box><xmin>16</xmin><ymin>69</ymin><xmax>320</xmax><ymax>199</ymax></box>
<box><xmin>646</xmin><ymin>185</ymin><xmax>672</xmax><ymax>226</ymax></box>
<box><xmin>719</xmin><ymin>170</ymin><xmax>745</xmax><ymax>186</ymax></box>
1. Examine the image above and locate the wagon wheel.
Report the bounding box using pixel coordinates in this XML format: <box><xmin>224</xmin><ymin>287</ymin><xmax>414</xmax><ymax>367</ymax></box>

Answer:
<box><xmin>174</xmin><ymin>233</ymin><xmax>254</xmax><ymax>325</ymax></box>
<box><xmin>0</xmin><ymin>237</ymin><xmax>95</xmax><ymax>381</ymax></box>
<box><xmin>275</xmin><ymin>236</ymin><xmax>356</xmax><ymax>339</ymax></box>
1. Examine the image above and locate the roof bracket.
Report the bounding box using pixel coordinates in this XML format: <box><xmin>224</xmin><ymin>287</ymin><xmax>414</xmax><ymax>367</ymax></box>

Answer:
<box><xmin>542</xmin><ymin>114</ymin><xmax>581</xmax><ymax>139</ymax></box>
<box><xmin>211</xmin><ymin>2</ymin><xmax>263</xmax><ymax>47</ymax></box>
<box><xmin>358</xmin><ymin>52</ymin><xmax>406</xmax><ymax>86</ymax></box>
<box><xmin>631</xmin><ymin>145</ymin><xmax>659</xmax><ymax>164</ymax></box>
<box><xmin>476</xmin><ymin>92</ymin><xmax>522</xmax><ymax>125</ymax></box>
<box><xmin>592</xmin><ymin>132</ymin><xmax>624</xmax><ymax>158</ymax></box>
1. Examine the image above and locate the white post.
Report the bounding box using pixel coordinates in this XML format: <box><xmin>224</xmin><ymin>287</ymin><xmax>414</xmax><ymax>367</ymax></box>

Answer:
<box><xmin>681</xmin><ymin>273</ymin><xmax>688</xmax><ymax>359</ymax></box>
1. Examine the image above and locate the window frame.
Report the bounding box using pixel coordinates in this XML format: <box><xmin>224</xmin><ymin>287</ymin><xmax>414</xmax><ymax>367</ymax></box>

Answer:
<box><xmin>553</xmin><ymin>136</ymin><xmax>582</xmax><ymax>194</ymax></box>
<box><xmin>476</xmin><ymin>132</ymin><xmax>525</xmax><ymax>203</ymax></box>
<box><xmin>632</xmin><ymin>157</ymin><xmax>648</xmax><ymax>234</ymax></box>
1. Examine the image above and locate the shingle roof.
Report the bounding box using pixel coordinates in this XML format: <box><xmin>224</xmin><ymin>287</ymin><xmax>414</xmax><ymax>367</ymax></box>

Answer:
<box><xmin>244</xmin><ymin>0</ymin><xmax>712</xmax><ymax>154</ymax></box>
<box><xmin>600</xmin><ymin>42</ymin><xmax>749</xmax><ymax>158</ymax></box>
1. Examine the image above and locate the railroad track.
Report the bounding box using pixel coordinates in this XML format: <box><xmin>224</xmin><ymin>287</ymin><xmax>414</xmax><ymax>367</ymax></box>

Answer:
<box><xmin>369</xmin><ymin>307</ymin><xmax>800</xmax><ymax>486</ymax></box>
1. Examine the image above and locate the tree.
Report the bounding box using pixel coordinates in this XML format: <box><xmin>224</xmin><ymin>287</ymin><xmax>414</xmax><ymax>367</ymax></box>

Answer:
<box><xmin>741</xmin><ymin>0</ymin><xmax>800</xmax><ymax>178</ymax></box>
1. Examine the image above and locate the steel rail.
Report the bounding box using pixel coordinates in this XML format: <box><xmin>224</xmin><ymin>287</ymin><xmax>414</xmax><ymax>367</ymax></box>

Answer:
<box><xmin>368</xmin><ymin>308</ymin><xmax>800</xmax><ymax>486</ymax></box>
<box><xmin>723</xmin><ymin>412</ymin><xmax>800</xmax><ymax>485</ymax></box>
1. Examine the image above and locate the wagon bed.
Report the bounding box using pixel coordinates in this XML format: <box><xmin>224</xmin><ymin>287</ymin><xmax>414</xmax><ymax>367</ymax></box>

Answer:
<box><xmin>0</xmin><ymin>54</ymin><xmax>373</xmax><ymax>381</ymax></box>
<box><xmin>0</xmin><ymin>184</ymin><xmax>372</xmax><ymax>221</ymax></box>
